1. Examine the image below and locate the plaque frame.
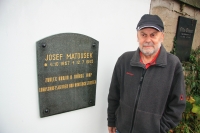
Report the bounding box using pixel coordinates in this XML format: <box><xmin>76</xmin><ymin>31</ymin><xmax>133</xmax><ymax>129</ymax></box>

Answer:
<box><xmin>36</xmin><ymin>33</ymin><xmax>99</xmax><ymax>117</ymax></box>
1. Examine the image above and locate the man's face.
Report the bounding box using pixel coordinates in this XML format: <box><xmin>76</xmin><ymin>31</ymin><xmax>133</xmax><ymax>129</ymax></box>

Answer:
<box><xmin>137</xmin><ymin>28</ymin><xmax>164</xmax><ymax>56</ymax></box>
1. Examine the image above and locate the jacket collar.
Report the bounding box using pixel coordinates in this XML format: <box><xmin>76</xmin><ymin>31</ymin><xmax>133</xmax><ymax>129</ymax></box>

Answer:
<box><xmin>130</xmin><ymin>44</ymin><xmax>167</xmax><ymax>68</ymax></box>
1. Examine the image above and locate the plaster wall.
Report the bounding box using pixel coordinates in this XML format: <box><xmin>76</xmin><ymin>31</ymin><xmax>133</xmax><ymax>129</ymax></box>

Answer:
<box><xmin>0</xmin><ymin>0</ymin><xmax>151</xmax><ymax>133</ymax></box>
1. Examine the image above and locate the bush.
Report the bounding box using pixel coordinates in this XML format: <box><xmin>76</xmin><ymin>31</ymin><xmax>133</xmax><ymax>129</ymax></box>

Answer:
<box><xmin>170</xmin><ymin>46</ymin><xmax>200</xmax><ymax>133</ymax></box>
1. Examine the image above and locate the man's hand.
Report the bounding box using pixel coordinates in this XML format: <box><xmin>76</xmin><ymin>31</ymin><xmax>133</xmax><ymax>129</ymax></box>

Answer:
<box><xmin>108</xmin><ymin>127</ymin><xmax>116</xmax><ymax>133</ymax></box>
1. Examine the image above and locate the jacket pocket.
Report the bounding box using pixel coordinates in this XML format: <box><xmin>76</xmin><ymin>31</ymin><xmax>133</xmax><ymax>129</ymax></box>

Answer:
<box><xmin>133</xmin><ymin>109</ymin><xmax>162</xmax><ymax>133</ymax></box>
<box><xmin>116</xmin><ymin>101</ymin><xmax>133</xmax><ymax>133</ymax></box>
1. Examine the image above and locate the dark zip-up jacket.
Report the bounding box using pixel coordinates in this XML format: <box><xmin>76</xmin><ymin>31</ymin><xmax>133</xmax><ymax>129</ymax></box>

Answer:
<box><xmin>107</xmin><ymin>45</ymin><xmax>186</xmax><ymax>133</ymax></box>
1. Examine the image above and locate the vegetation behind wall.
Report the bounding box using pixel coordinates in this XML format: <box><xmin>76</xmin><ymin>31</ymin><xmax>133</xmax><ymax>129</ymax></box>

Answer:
<box><xmin>170</xmin><ymin>40</ymin><xmax>200</xmax><ymax>133</ymax></box>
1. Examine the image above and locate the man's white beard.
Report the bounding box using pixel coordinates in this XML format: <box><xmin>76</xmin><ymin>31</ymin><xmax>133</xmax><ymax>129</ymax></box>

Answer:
<box><xmin>139</xmin><ymin>42</ymin><xmax>161</xmax><ymax>56</ymax></box>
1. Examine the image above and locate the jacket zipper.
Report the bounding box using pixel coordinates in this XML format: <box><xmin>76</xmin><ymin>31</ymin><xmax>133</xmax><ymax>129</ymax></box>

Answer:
<box><xmin>129</xmin><ymin>69</ymin><xmax>147</xmax><ymax>133</ymax></box>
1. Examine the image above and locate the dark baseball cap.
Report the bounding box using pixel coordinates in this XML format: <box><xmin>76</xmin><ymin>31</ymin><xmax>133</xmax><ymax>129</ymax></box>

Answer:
<box><xmin>136</xmin><ymin>14</ymin><xmax>164</xmax><ymax>31</ymax></box>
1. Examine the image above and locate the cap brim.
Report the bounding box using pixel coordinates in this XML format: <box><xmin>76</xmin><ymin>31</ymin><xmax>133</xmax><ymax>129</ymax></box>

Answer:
<box><xmin>137</xmin><ymin>24</ymin><xmax>162</xmax><ymax>31</ymax></box>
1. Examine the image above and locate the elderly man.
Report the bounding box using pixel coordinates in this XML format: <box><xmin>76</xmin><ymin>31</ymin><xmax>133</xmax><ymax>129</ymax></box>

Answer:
<box><xmin>107</xmin><ymin>14</ymin><xmax>186</xmax><ymax>133</ymax></box>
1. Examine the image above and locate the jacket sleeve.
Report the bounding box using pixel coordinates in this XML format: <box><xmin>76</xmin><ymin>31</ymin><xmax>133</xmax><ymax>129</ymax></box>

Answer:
<box><xmin>107</xmin><ymin>58</ymin><xmax>121</xmax><ymax>127</ymax></box>
<box><xmin>160</xmin><ymin>65</ymin><xmax>186</xmax><ymax>133</ymax></box>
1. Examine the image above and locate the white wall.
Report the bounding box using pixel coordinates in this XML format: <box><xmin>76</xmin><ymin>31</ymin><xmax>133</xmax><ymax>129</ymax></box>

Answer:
<box><xmin>0</xmin><ymin>0</ymin><xmax>150</xmax><ymax>133</ymax></box>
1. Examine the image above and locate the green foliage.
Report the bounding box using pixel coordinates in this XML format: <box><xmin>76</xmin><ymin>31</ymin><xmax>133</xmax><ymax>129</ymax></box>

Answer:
<box><xmin>170</xmin><ymin>37</ymin><xmax>177</xmax><ymax>55</ymax></box>
<box><xmin>170</xmin><ymin>45</ymin><xmax>200</xmax><ymax>133</ymax></box>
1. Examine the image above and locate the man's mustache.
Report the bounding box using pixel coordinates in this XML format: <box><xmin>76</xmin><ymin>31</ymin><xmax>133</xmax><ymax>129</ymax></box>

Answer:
<box><xmin>142</xmin><ymin>42</ymin><xmax>154</xmax><ymax>47</ymax></box>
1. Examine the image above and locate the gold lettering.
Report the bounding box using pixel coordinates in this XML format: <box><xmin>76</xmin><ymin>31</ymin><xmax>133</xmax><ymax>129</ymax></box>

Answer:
<box><xmin>75</xmin><ymin>82</ymin><xmax>87</xmax><ymax>87</ymax></box>
<box><xmin>75</xmin><ymin>53</ymin><xmax>80</xmax><ymax>59</ymax></box>
<box><xmin>69</xmin><ymin>83</ymin><xmax>74</xmax><ymax>88</ymax></box>
<box><xmin>66</xmin><ymin>54</ymin><xmax>71</xmax><ymax>59</ymax></box>
<box><xmin>61</xmin><ymin>62</ymin><xmax>65</xmax><ymax>66</ymax></box>
<box><xmin>74</xmin><ymin>73</ymin><xmax>84</xmax><ymax>79</ymax></box>
<box><xmin>46</xmin><ymin>86</ymin><xmax>55</xmax><ymax>91</ymax></box>
<box><xmin>75</xmin><ymin>82</ymin><xmax>80</xmax><ymax>87</ymax></box>
<box><xmin>49</xmin><ymin>54</ymin><xmax>53</xmax><ymax>61</ymax></box>
<box><xmin>55</xmin><ymin>62</ymin><xmax>59</xmax><ymax>66</ymax></box>
<box><xmin>45</xmin><ymin>77</ymin><xmax>58</xmax><ymax>83</ymax></box>
<box><xmin>50</xmin><ymin>62</ymin><xmax>53</xmax><ymax>66</ymax></box>
<box><xmin>45</xmin><ymin>54</ymin><xmax>48</xmax><ymax>61</ymax></box>
<box><xmin>65</xmin><ymin>61</ymin><xmax>70</xmax><ymax>65</ymax></box>
<box><xmin>45</xmin><ymin>54</ymin><xmax>63</xmax><ymax>61</ymax></box>
<box><xmin>71</xmin><ymin>53</ymin><xmax>75</xmax><ymax>59</ymax></box>
<box><xmin>86</xmin><ymin>59</ymin><xmax>93</xmax><ymax>64</ymax></box>
<box><xmin>87</xmin><ymin>80</ymin><xmax>96</xmax><ymax>85</ymax></box>
<box><xmin>84</xmin><ymin>53</ymin><xmax>87</xmax><ymax>58</ymax></box>
<box><xmin>54</xmin><ymin>86</ymin><xmax>58</xmax><ymax>90</ymax></box>
<box><xmin>65</xmin><ymin>52</ymin><xmax>93</xmax><ymax>60</ymax></box>
<box><xmin>60</xmin><ymin>54</ymin><xmax>63</xmax><ymax>60</ymax></box>
<box><xmin>83</xmin><ymin>82</ymin><xmax>87</xmax><ymax>86</ymax></box>
<box><xmin>90</xmin><ymin>53</ymin><xmax>93</xmax><ymax>58</ymax></box>
<box><xmin>86</xmin><ymin>73</ymin><xmax>92</xmax><ymax>77</ymax></box>
<box><xmin>77</xmin><ymin>60</ymin><xmax>80</xmax><ymax>64</ymax></box>
<box><xmin>52</xmin><ymin>54</ymin><xmax>56</xmax><ymax>60</ymax></box>
<box><xmin>39</xmin><ymin>87</ymin><xmax>47</xmax><ymax>92</ymax></box>
<box><xmin>55</xmin><ymin>54</ymin><xmax>59</xmax><ymax>60</ymax></box>
<box><xmin>58</xmin><ymin>75</ymin><xmax>69</xmax><ymax>81</ymax></box>
<box><xmin>39</xmin><ymin>80</ymin><xmax>97</xmax><ymax>93</ymax></box>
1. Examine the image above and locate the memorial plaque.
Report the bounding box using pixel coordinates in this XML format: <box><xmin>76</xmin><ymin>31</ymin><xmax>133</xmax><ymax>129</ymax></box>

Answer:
<box><xmin>175</xmin><ymin>16</ymin><xmax>196</xmax><ymax>62</ymax></box>
<box><xmin>36</xmin><ymin>33</ymin><xmax>99</xmax><ymax>117</ymax></box>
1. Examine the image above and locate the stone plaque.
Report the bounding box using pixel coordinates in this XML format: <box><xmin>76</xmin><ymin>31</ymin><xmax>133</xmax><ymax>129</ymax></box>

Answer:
<box><xmin>175</xmin><ymin>16</ymin><xmax>196</xmax><ymax>62</ymax></box>
<box><xmin>36</xmin><ymin>33</ymin><xmax>99</xmax><ymax>117</ymax></box>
